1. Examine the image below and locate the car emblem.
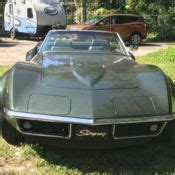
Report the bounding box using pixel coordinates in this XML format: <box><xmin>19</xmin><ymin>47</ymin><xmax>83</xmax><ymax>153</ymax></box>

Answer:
<box><xmin>71</xmin><ymin>58</ymin><xmax>105</xmax><ymax>87</ymax></box>
<box><xmin>76</xmin><ymin>129</ymin><xmax>107</xmax><ymax>137</ymax></box>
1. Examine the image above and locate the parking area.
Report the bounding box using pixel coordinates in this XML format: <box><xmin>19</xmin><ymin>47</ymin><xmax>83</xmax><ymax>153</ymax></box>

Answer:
<box><xmin>0</xmin><ymin>38</ymin><xmax>37</xmax><ymax>65</ymax></box>
<box><xmin>0</xmin><ymin>38</ymin><xmax>174</xmax><ymax>65</ymax></box>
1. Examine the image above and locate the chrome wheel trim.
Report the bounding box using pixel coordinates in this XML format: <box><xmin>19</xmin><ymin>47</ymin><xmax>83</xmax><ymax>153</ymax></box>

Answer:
<box><xmin>10</xmin><ymin>29</ymin><xmax>16</xmax><ymax>39</ymax></box>
<box><xmin>131</xmin><ymin>34</ymin><xmax>141</xmax><ymax>45</ymax></box>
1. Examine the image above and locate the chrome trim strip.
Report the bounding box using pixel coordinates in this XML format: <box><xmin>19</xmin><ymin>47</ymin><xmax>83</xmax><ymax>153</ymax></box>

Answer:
<box><xmin>4</xmin><ymin>108</ymin><xmax>175</xmax><ymax>125</ymax></box>
<box><xmin>112</xmin><ymin>122</ymin><xmax>167</xmax><ymax>140</ymax></box>
<box><xmin>11</xmin><ymin>116</ymin><xmax>72</xmax><ymax>139</ymax></box>
<box><xmin>17</xmin><ymin>124</ymin><xmax>73</xmax><ymax>139</ymax></box>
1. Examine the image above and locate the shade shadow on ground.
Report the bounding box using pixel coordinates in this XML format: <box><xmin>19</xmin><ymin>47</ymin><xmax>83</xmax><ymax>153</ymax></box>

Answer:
<box><xmin>32</xmin><ymin>140</ymin><xmax>175</xmax><ymax>174</ymax></box>
<box><xmin>0</xmin><ymin>41</ymin><xmax>18</xmax><ymax>47</ymax></box>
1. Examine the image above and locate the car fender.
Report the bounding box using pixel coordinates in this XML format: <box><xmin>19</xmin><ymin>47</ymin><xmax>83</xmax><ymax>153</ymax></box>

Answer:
<box><xmin>135</xmin><ymin>64</ymin><xmax>172</xmax><ymax>115</ymax></box>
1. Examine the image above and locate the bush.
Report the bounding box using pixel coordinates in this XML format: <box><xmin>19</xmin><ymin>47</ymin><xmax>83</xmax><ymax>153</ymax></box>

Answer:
<box><xmin>74</xmin><ymin>7</ymin><xmax>119</xmax><ymax>24</ymax></box>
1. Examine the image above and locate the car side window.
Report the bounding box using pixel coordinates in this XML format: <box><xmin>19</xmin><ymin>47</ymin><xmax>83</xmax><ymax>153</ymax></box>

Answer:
<box><xmin>115</xmin><ymin>16</ymin><xmax>138</xmax><ymax>24</ymax></box>
<box><xmin>100</xmin><ymin>17</ymin><xmax>117</xmax><ymax>25</ymax></box>
<box><xmin>111</xmin><ymin>16</ymin><xmax>117</xmax><ymax>25</ymax></box>
<box><xmin>100</xmin><ymin>17</ymin><xmax>110</xmax><ymax>25</ymax></box>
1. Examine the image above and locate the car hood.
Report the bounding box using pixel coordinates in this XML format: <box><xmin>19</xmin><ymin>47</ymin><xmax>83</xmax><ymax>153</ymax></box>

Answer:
<box><xmin>41</xmin><ymin>52</ymin><xmax>138</xmax><ymax>89</ymax></box>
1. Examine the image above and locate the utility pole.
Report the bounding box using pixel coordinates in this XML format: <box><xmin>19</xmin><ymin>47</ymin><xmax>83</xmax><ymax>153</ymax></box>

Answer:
<box><xmin>81</xmin><ymin>0</ymin><xmax>86</xmax><ymax>24</ymax></box>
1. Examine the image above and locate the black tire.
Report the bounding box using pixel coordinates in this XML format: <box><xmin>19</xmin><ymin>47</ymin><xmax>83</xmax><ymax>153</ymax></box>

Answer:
<box><xmin>10</xmin><ymin>28</ymin><xmax>17</xmax><ymax>40</ymax></box>
<box><xmin>153</xmin><ymin>121</ymin><xmax>175</xmax><ymax>143</ymax></box>
<box><xmin>1</xmin><ymin>22</ymin><xmax>5</xmax><ymax>35</ymax></box>
<box><xmin>129</xmin><ymin>33</ymin><xmax>141</xmax><ymax>45</ymax></box>
<box><xmin>2</xmin><ymin>119</ymin><xmax>23</xmax><ymax>145</ymax></box>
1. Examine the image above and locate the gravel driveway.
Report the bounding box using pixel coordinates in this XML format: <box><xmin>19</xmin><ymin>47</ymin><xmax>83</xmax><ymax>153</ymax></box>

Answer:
<box><xmin>0</xmin><ymin>38</ymin><xmax>37</xmax><ymax>65</ymax></box>
<box><xmin>0</xmin><ymin>38</ymin><xmax>174</xmax><ymax>65</ymax></box>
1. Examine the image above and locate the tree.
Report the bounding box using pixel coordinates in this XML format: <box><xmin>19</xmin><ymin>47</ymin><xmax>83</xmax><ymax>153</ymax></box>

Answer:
<box><xmin>81</xmin><ymin>0</ymin><xmax>86</xmax><ymax>23</ymax></box>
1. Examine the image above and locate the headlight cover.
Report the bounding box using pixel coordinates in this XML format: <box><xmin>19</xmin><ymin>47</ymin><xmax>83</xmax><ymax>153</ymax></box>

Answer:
<box><xmin>44</xmin><ymin>7</ymin><xmax>58</xmax><ymax>16</ymax></box>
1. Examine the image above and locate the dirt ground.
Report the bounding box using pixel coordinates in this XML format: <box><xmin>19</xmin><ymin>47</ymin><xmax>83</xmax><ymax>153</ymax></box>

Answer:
<box><xmin>0</xmin><ymin>38</ymin><xmax>37</xmax><ymax>65</ymax></box>
<box><xmin>0</xmin><ymin>37</ymin><xmax>174</xmax><ymax>65</ymax></box>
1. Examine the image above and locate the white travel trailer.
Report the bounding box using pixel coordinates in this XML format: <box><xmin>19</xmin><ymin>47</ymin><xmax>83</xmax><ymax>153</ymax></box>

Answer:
<box><xmin>3</xmin><ymin>0</ymin><xmax>66</xmax><ymax>39</ymax></box>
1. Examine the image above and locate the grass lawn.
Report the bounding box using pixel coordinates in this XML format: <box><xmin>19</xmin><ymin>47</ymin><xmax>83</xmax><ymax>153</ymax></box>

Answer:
<box><xmin>0</xmin><ymin>46</ymin><xmax>175</xmax><ymax>174</ymax></box>
<box><xmin>137</xmin><ymin>46</ymin><xmax>175</xmax><ymax>81</ymax></box>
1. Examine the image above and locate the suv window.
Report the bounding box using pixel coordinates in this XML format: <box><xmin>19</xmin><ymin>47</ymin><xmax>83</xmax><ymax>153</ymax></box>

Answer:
<box><xmin>100</xmin><ymin>16</ymin><xmax>116</xmax><ymax>25</ymax></box>
<box><xmin>101</xmin><ymin>17</ymin><xmax>111</xmax><ymax>25</ymax></box>
<box><xmin>114</xmin><ymin>16</ymin><xmax>138</xmax><ymax>24</ymax></box>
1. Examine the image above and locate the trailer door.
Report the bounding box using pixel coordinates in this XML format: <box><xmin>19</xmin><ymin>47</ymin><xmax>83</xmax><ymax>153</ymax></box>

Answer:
<box><xmin>4</xmin><ymin>2</ymin><xmax>14</xmax><ymax>32</ymax></box>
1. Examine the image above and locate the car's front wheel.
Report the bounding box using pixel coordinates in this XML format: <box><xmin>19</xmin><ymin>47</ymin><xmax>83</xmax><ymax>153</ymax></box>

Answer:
<box><xmin>129</xmin><ymin>33</ymin><xmax>142</xmax><ymax>45</ymax></box>
<box><xmin>2</xmin><ymin>119</ymin><xmax>23</xmax><ymax>145</ymax></box>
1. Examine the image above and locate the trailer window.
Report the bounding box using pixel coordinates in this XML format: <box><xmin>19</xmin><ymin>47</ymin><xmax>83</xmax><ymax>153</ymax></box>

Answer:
<box><xmin>27</xmin><ymin>8</ymin><xmax>33</xmax><ymax>19</ymax></box>
<box><xmin>9</xmin><ymin>4</ymin><xmax>12</xmax><ymax>15</ymax></box>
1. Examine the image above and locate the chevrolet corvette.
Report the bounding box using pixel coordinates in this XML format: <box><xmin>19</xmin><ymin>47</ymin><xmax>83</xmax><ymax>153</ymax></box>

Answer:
<box><xmin>0</xmin><ymin>30</ymin><xmax>174</xmax><ymax>148</ymax></box>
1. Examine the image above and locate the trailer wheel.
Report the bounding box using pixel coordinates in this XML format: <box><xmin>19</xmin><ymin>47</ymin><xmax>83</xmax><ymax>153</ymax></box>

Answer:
<box><xmin>2</xmin><ymin>119</ymin><xmax>23</xmax><ymax>145</ymax></box>
<box><xmin>1</xmin><ymin>22</ymin><xmax>5</xmax><ymax>35</ymax></box>
<box><xmin>10</xmin><ymin>28</ymin><xmax>17</xmax><ymax>40</ymax></box>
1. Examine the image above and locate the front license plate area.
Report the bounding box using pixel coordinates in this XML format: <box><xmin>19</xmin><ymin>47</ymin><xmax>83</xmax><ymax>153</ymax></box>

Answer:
<box><xmin>73</xmin><ymin>125</ymin><xmax>111</xmax><ymax>140</ymax></box>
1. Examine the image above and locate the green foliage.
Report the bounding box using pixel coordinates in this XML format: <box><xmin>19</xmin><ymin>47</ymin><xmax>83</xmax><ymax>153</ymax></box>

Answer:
<box><xmin>74</xmin><ymin>8</ymin><xmax>81</xmax><ymax>24</ymax></box>
<box><xmin>0</xmin><ymin>139</ymin><xmax>16</xmax><ymax>158</ymax></box>
<box><xmin>147</xmin><ymin>3</ymin><xmax>167</xmax><ymax>15</ymax></box>
<box><xmin>138</xmin><ymin>46</ymin><xmax>175</xmax><ymax>80</ymax></box>
<box><xmin>71</xmin><ymin>1</ymin><xmax>175</xmax><ymax>41</ymax></box>
<box><xmin>87</xmin><ymin>7</ymin><xmax>119</xmax><ymax>20</ymax></box>
<box><xmin>0</xmin><ymin>66</ymin><xmax>11</xmax><ymax>76</ymax></box>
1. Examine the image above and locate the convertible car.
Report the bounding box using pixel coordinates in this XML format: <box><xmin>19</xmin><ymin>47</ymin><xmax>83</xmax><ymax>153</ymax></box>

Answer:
<box><xmin>0</xmin><ymin>30</ymin><xmax>174</xmax><ymax>148</ymax></box>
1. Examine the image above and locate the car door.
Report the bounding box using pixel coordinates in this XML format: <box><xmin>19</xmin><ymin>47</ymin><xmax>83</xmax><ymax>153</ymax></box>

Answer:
<box><xmin>111</xmin><ymin>15</ymin><xmax>138</xmax><ymax>39</ymax></box>
<box><xmin>4</xmin><ymin>3</ymin><xmax>13</xmax><ymax>32</ymax></box>
<box><xmin>93</xmin><ymin>16</ymin><xmax>112</xmax><ymax>32</ymax></box>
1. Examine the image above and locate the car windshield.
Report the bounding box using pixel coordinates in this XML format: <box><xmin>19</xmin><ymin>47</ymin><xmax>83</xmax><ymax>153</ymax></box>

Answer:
<box><xmin>84</xmin><ymin>16</ymin><xmax>103</xmax><ymax>25</ymax></box>
<box><xmin>40</xmin><ymin>31</ymin><xmax>128</xmax><ymax>56</ymax></box>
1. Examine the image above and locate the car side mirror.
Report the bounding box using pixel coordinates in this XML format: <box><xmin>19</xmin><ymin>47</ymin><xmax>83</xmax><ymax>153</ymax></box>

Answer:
<box><xmin>128</xmin><ymin>52</ymin><xmax>136</xmax><ymax>61</ymax></box>
<box><xmin>26</xmin><ymin>42</ymin><xmax>42</xmax><ymax>61</ymax></box>
<box><xmin>26</xmin><ymin>49</ymin><xmax>34</xmax><ymax>61</ymax></box>
<box><xmin>36</xmin><ymin>41</ymin><xmax>42</xmax><ymax>52</ymax></box>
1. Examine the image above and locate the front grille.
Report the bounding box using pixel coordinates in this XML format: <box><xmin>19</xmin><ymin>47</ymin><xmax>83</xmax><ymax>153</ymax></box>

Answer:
<box><xmin>73</xmin><ymin>124</ymin><xmax>112</xmax><ymax>140</ymax></box>
<box><xmin>114</xmin><ymin>122</ymin><xmax>165</xmax><ymax>139</ymax></box>
<box><xmin>18</xmin><ymin>119</ymin><xmax>70</xmax><ymax>138</ymax></box>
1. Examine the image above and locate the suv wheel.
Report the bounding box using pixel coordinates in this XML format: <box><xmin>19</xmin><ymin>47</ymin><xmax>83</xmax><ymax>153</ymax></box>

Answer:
<box><xmin>130</xmin><ymin>33</ymin><xmax>141</xmax><ymax>45</ymax></box>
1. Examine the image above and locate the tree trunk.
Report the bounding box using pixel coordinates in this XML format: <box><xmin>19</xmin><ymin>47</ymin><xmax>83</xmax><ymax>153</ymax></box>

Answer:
<box><xmin>74</xmin><ymin>0</ymin><xmax>79</xmax><ymax>9</ymax></box>
<box><xmin>81</xmin><ymin>0</ymin><xmax>86</xmax><ymax>24</ymax></box>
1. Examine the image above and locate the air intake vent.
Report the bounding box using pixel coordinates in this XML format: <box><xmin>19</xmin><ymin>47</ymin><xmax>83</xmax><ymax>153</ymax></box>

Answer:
<box><xmin>18</xmin><ymin>119</ymin><xmax>70</xmax><ymax>138</ymax></box>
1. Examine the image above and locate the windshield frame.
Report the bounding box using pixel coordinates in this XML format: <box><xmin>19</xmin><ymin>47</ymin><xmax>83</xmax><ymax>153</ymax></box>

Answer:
<box><xmin>84</xmin><ymin>16</ymin><xmax>104</xmax><ymax>25</ymax></box>
<box><xmin>39</xmin><ymin>30</ymin><xmax>130</xmax><ymax>57</ymax></box>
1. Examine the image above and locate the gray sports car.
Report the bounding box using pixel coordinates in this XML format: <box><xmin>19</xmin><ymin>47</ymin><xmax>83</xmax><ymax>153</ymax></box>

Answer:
<box><xmin>0</xmin><ymin>30</ymin><xmax>174</xmax><ymax>148</ymax></box>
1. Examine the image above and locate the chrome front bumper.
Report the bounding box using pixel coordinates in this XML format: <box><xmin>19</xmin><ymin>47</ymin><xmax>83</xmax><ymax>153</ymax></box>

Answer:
<box><xmin>3</xmin><ymin>108</ymin><xmax>175</xmax><ymax>140</ymax></box>
<box><xmin>4</xmin><ymin>108</ymin><xmax>175</xmax><ymax>125</ymax></box>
